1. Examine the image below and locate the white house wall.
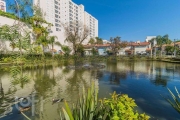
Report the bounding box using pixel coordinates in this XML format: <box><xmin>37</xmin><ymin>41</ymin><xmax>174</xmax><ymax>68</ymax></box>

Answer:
<box><xmin>0</xmin><ymin>16</ymin><xmax>34</xmax><ymax>51</ymax></box>
<box><xmin>0</xmin><ymin>0</ymin><xmax>6</xmax><ymax>12</ymax></box>
<box><xmin>134</xmin><ymin>46</ymin><xmax>147</xmax><ymax>55</ymax></box>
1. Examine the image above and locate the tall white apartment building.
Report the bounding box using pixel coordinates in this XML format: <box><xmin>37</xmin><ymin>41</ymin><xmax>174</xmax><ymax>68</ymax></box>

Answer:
<box><xmin>0</xmin><ymin>0</ymin><xmax>6</xmax><ymax>12</ymax></box>
<box><xmin>33</xmin><ymin>0</ymin><xmax>98</xmax><ymax>50</ymax></box>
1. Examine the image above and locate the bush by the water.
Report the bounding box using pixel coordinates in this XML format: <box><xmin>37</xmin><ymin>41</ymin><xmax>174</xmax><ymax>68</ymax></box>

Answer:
<box><xmin>60</xmin><ymin>82</ymin><xmax>150</xmax><ymax>120</ymax></box>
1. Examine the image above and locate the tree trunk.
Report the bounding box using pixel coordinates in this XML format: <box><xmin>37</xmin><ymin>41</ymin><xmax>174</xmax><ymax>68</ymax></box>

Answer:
<box><xmin>150</xmin><ymin>48</ymin><xmax>152</xmax><ymax>58</ymax></box>
<box><xmin>19</xmin><ymin>39</ymin><xmax>22</xmax><ymax>57</ymax></box>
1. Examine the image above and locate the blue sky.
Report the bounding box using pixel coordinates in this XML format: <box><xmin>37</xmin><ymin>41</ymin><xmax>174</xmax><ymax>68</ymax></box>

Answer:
<box><xmin>73</xmin><ymin>0</ymin><xmax>180</xmax><ymax>42</ymax></box>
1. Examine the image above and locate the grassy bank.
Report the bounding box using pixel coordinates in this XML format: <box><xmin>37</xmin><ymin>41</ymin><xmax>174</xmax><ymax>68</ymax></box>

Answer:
<box><xmin>0</xmin><ymin>53</ymin><xmax>180</xmax><ymax>67</ymax></box>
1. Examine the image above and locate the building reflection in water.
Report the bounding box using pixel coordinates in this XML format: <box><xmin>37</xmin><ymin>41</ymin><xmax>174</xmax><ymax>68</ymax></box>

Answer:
<box><xmin>0</xmin><ymin>61</ymin><xmax>180</xmax><ymax>119</ymax></box>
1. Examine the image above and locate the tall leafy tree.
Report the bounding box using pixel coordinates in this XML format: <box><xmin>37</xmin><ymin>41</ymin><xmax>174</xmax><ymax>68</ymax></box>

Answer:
<box><xmin>95</xmin><ymin>37</ymin><xmax>103</xmax><ymax>44</ymax></box>
<box><xmin>88</xmin><ymin>38</ymin><xmax>95</xmax><ymax>45</ymax></box>
<box><xmin>165</xmin><ymin>46</ymin><xmax>174</xmax><ymax>55</ymax></box>
<box><xmin>48</xmin><ymin>36</ymin><xmax>61</xmax><ymax>50</ymax></box>
<box><xmin>31</xmin><ymin>5</ymin><xmax>53</xmax><ymax>54</ymax></box>
<box><xmin>156</xmin><ymin>34</ymin><xmax>172</xmax><ymax>57</ymax></box>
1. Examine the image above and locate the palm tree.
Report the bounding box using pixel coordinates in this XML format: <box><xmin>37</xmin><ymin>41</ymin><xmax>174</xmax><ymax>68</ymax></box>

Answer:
<box><xmin>36</xmin><ymin>34</ymin><xmax>49</xmax><ymax>53</ymax></box>
<box><xmin>156</xmin><ymin>34</ymin><xmax>172</xmax><ymax>57</ymax></box>
<box><xmin>61</xmin><ymin>45</ymin><xmax>71</xmax><ymax>56</ymax></box>
<box><xmin>156</xmin><ymin>35</ymin><xmax>163</xmax><ymax>57</ymax></box>
<box><xmin>48</xmin><ymin>36</ymin><xmax>59</xmax><ymax>50</ymax></box>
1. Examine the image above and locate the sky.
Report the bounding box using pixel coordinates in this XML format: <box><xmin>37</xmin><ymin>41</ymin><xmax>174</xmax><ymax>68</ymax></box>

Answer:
<box><xmin>73</xmin><ymin>0</ymin><xmax>180</xmax><ymax>42</ymax></box>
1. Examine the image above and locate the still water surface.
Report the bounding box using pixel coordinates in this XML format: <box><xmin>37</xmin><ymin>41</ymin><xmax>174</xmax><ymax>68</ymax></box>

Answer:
<box><xmin>0</xmin><ymin>61</ymin><xmax>180</xmax><ymax>120</ymax></box>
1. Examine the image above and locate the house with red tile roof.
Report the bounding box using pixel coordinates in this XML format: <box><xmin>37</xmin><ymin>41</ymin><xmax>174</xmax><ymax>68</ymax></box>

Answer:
<box><xmin>122</xmin><ymin>41</ymin><xmax>151</xmax><ymax>55</ymax></box>
<box><xmin>83</xmin><ymin>41</ymin><xmax>151</xmax><ymax>56</ymax></box>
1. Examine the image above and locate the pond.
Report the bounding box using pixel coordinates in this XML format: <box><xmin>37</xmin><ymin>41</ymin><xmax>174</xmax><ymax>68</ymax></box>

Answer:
<box><xmin>0</xmin><ymin>61</ymin><xmax>180</xmax><ymax>120</ymax></box>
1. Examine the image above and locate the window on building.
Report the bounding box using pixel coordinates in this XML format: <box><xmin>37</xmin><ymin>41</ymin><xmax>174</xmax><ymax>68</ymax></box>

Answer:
<box><xmin>55</xmin><ymin>5</ymin><xmax>58</xmax><ymax>9</ymax></box>
<box><xmin>55</xmin><ymin>14</ymin><xmax>59</xmax><ymax>18</ymax></box>
<box><xmin>55</xmin><ymin>10</ymin><xmax>58</xmax><ymax>13</ymax></box>
<box><xmin>56</xmin><ymin>28</ymin><xmax>61</xmax><ymax>31</ymax></box>
<box><xmin>55</xmin><ymin>19</ymin><xmax>59</xmax><ymax>23</ymax></box>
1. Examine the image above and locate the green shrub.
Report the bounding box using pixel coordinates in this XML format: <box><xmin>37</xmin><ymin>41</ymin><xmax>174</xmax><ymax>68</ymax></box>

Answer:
<box><xmin>60</xmin><ymin>83</ymin><xmax>150</xmax><ymax>120</ymax></box>
<box><xmin>99</xmin><ymin>92</ymin><xmax>150</xmax><ymax>120</ymax></box>
<box><xmin>0</xmin><ymin>10</ymin><xmax>18</xmax><ymax>20</ymax></box>
<box><xmin>2</xmin><ymin>57</ymin><xmax>13</xmax><ymax>63</ymax></box>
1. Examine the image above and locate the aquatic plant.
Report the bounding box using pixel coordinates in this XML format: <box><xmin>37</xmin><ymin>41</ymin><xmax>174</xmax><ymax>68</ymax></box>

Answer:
<box><xmin>165</xmin><ymin>87</ymin><xmax>180</xmax><ymax>113</ymax></box>
<box><xmin>60</xmin><ymin>83</ymin><xmax>150</xmax><ymax>120</ymax></box>
<box><xmin>60</xmin><ymin>82</ymin><xmax>99</xmax><ymax>120</ymax></box>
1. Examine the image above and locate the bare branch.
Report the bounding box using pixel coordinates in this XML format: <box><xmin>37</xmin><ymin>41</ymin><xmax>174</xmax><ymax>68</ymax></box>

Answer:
<box><xmin>61</xmin><ymin>21</ymin><xmax>90</xmax><ymax>55</ymax></box>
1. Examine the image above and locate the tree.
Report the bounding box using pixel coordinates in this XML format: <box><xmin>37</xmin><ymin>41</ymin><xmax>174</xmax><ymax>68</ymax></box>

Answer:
<box><xmin>31</xmin><ymin>5</ymin><xmax>53</xmax><ymax>55</ymax></box>
<box><xmin>88</xmin><ymin>38</ymin><xmax>95</xmax><ymax>45</ymax></box>
<box><xmin>48</xmin><ymin>36</ymin><xmax>59</xmax><ymax>50</ymax></box>
<box><xmin>165</xmin><ymin>46</ymin><xmax>174</xmax><ymax>55</ymax></box>
<box><xmin>63</xmin><ymin>21</ymin><xmax>89</xmax><ymax>55</ymax></box>
<box><xmin>76</xmin><ymin>44</ymin><xmax>85</xmax><ymax>56</ymax></box>
<box><xmin>109</xmin><ymin>36</ymin><xmax>127</xmax><ymax>56</ymax></box>
<box><xmin>61</xmin><ymin>45</ymin><xmax>71</xmax><ymax>57</ymax></box>
<box><xmin>0</xmin><ymin>24</ymin><xmax>31</xmax><ymax>53</ymax></box>
<box><xmin>95</xmin><ymin>37</ymin><xmax>103</xmax><ymax>44</ymax></box>
<box><xmin>156</xmin><ymin>34</ymin><xmax>172</xmax><ymax>57</ymax></box>
<box><xmin>7</xmin><ymin>0</ymin><xmax>33</xmax><ymax>20</ymax></box>
<box><xmin>92</xmin><ymin>47</ymin><xmax>98</xmax><ymax>56</ymax></box>
<box><xmin>110</xmin><ymin>36</ymin><xmax>120</xmax><ymax>56</ymax></box>
<box><xmin>150</xmin><ymin>38</ymin><xmax>156</xmax><ymax>57</ymax></box>
<box><xmin>35</xmin><ymin>33</ymin><xmax>49</xmax><ymax>53</ymax></box>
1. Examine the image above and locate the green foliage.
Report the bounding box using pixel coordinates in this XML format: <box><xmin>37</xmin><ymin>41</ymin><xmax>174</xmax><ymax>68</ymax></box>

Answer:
<box><xmin>61</xmin><ymin>45</ymin><xmax>71</xmax><ymax>57</ymax></box>
<box><xmin>165</xmin><ymin>46</ymin><xmax>174</xmax><ymax>55</ymax></box>
<box><xmin>10</xmin><ymin>66</ymin><xmax>30</xmax><ymax>88</ymax></box>
<box><xmin>92</xmin><ymin>47</ymin><xmax>98</xmax><ymax>56</ymax></box>
<box><xmin>60</xmin><ymin>82</ymin><xmax>98</xmax><ymax>120</ymax></box>
<box><xmin>88</xmin><ymin>38</ymin><xmax>95</xmax><ymax>45</ymax></box>
<box><xmin>95</xmin><ymin>37</ymin><xmax>103</xmax><ymax>44</ymax></box>
<box><xmin>163</xmin><ymin>87</ymin><xmax>180</xmax><ymax>114</ymax></box>
<box><xmin>99</xmin><ymin>92</ymin><xmax>150</xmax><ymax>120</ymax></box>
<box><xmin>0</xmin><ymin>10</ymin><xmax>18</xmax><ymax>20</ymax></box>
<box><xmin>76</xmin><ymin>45</ymin><xmax>85</xmax><ymax>56</ymax></box>
<box><xmin>60</xmin><ymin>83</ymin><xmax>150</xmax><ymax>120</ymax></box>
<box><xmin>2</xmin><ymin>57</ymin><xmax>13</xmax><ymax>63</ymax></box>
<box><xmin>32</xmin><ymin>46</ymin><xmax>43</xmax><ymax>54</ymax></box>
<box><xmin>109</xmin><ymin>36</ymin><xmax>127</xmax><ymax>56</ymax></box>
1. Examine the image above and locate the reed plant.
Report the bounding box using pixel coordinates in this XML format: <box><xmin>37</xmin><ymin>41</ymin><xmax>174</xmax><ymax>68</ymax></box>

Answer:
<box><xmin>165</xmin><ymin>87</ymin><xmax>180</xmax><ymax>113</ymax></box>
<box><xmin>60</xmin><ymin>83</ymin><xmax>150</xmax><ymax>120</ymax></box>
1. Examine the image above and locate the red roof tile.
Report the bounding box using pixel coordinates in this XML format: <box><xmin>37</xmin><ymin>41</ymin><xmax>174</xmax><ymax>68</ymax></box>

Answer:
<box><xmin>146</xmin><ymin>48</ymin><xmax>151</xmax><ymax>51</ymax></box>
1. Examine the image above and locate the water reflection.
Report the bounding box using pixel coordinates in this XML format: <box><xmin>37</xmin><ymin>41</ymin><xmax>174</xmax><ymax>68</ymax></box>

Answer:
<box><xmin>0</xmin><ymin>61</ymin><xmax>180</xmax><ymax>120</ymax></box>
<box><xmin>150</xmin><ymin>67</ymin><xmax>169</xmax><ymax>87</ymax></box>
<box><xmin>0</xmin><ymin>77</ymin><xmax>15</xmax><ymax>118</ymax></box>
<box><xmin>34</xmin><ymin>66</ymin><xmax>56</xmax><ymax>97</ymax></box>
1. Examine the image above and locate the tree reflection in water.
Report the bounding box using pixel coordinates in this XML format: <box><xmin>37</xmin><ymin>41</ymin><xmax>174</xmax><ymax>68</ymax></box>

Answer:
<box><xmin>10</xmin><ymin>66</ymin><xmax>30</xmax><ymax>89</ymax></box>
<box><xmin>0</xmin><ymin>77</ymin><xmax>16</xmax><ymax>117</ymax></box>
<box><xmin>63</xmin><ymin>68</ymin><xmax>91</xmax><ymax>104</ymax></box>
<box><xmin>109</xmin><ymin>72</ymin><xmax>127</xmax><ymax>85</ymax></box>
<box><xmin>150</xmin><ymin>67</ymin><xmax>169</xmax><ymax>87</ymax></box>
<box><xmin>34</xmin><ymin>66</ymin><xmax>56</xmax><ymax>97</ymax></box>
<box><xmin>106</xmin><ymin>61</ymin><xmax>127</xmax><ymax>85</ymax></box>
